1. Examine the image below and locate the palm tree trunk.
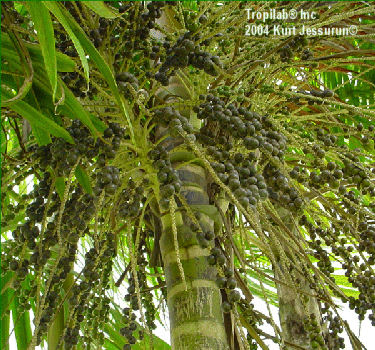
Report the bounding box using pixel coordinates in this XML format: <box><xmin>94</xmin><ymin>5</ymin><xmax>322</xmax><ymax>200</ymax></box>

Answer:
<box><xmin>152</xmin><ymin>7</ymin><xmax>230</xmax><ymax>348</ymax></box>
<box><xmin>275</xmin><ymin>268</ymin><xmax>320</xmax><ymax>350</ymax></box>
<box><xmin>158</xmin><ymin>163</ymin><xmax>229</xmax><ymax>350</ymax></box>
<box><xmin>274</xmin><ymin>207</ymin><xmax>322</xmax><ymax>350</ymax></box>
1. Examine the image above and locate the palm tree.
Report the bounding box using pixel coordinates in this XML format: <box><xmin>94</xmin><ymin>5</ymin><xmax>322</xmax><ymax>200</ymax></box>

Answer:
<box><xmin>1</xmin><ymin>1</ymin><xmax>375</xmax><ymax>350</ymax></box>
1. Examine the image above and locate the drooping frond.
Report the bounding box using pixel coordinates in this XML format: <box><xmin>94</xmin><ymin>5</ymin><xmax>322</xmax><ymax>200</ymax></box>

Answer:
<box><xmin>1</xmin><ymin>2</ymin><xmax>374</xmax><ymax>350</ymax></box>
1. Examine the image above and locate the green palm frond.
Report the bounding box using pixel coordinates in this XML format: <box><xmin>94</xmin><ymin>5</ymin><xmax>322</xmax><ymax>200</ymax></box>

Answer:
<box><xmin>1</xmin><ymin>1</ymin><xmax>375</xmax><ymax>350</ymax></box>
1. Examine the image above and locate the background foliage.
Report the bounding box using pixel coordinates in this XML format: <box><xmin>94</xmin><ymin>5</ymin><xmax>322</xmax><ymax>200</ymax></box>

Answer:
<box><xmin>1</xmin><ymin>1</ymin><xmax>375</xmax><ymax>350</ymax></box>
